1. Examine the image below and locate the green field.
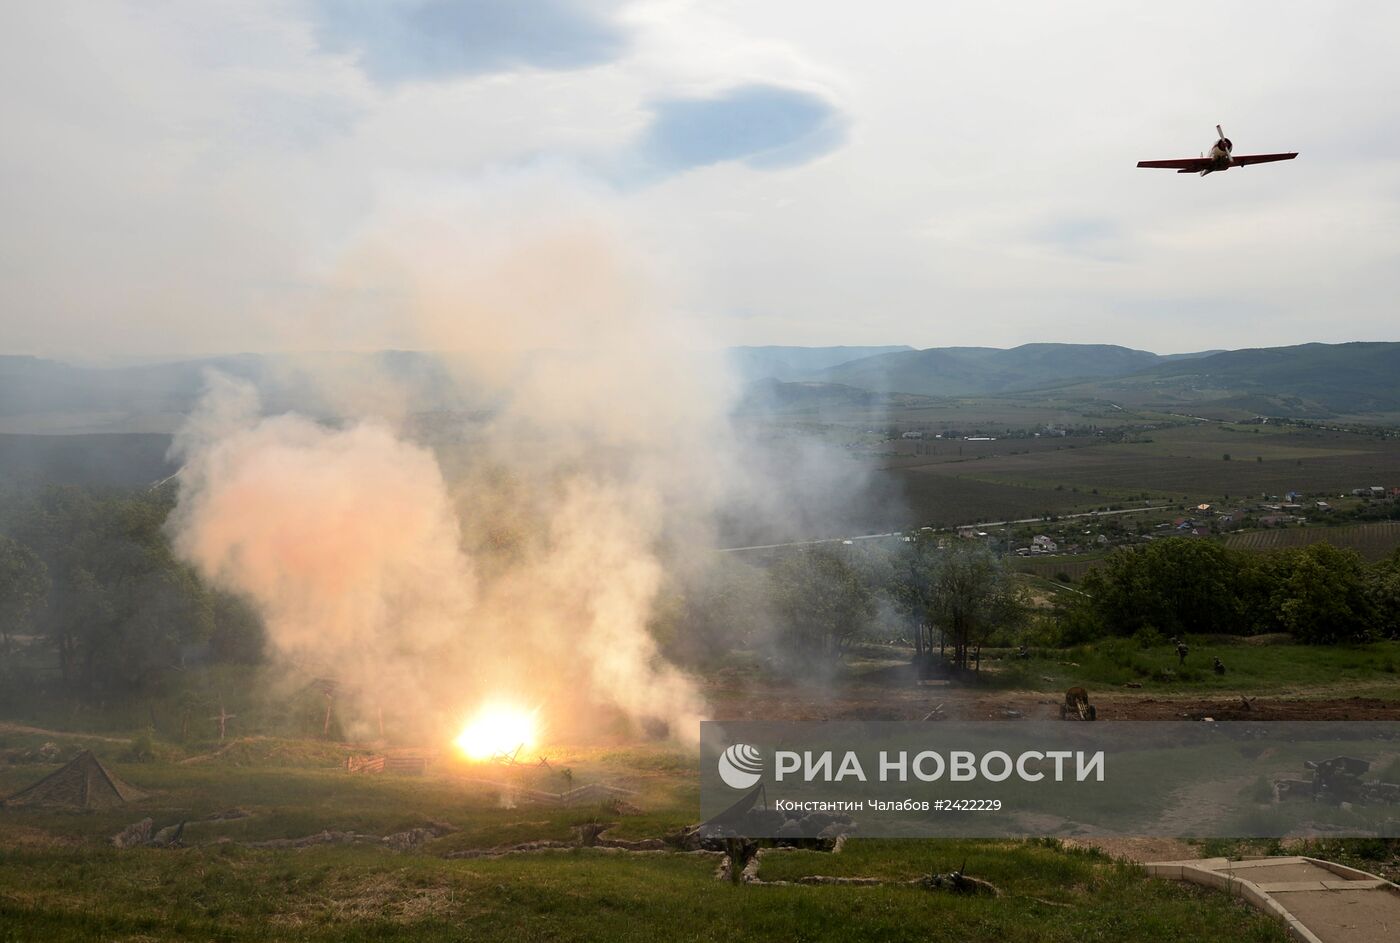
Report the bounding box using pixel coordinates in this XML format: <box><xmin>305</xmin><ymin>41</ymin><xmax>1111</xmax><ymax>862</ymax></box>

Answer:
<box><xmin>875</xmin><ymin>420</ymin><xmax>1400</xmax><ymax>528</ymax></box>
<box><xmin>0</xmin><ymin>733</ymin><xmax>1289</xmax><ymax>943</ymax></box>
<box><xmin>981</xmin><ymin>637</ymin><xmax>1400</xmax><ymax>697</ymax></box>
<box><xmin>1223</xmin><ymin>521</ymin><xmax>1400</xmax><ymax>560</ymax></box>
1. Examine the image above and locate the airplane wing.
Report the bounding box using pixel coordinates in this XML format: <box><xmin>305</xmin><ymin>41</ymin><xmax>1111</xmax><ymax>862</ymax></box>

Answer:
<box><xmin>1136</xmin><ymin>157</ymin><xmax>1213</xmax><ymax>171</ymax></box>
<box><xmin>1231</xmin><ymin>152</ymin><xmax>1298</xmax><ymax>166</ymax></box>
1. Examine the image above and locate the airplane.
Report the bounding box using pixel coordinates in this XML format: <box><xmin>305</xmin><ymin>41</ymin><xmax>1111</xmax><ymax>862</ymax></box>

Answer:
<box><xmin>1137</xmin><ymin>125</ymin><xmax>1298</xmax><ymax>176</ymax></box>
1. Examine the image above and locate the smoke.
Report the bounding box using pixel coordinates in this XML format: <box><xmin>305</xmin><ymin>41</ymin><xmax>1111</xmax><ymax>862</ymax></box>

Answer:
<box><xmin>167</xmin><ymin>200</ymin><xmax>727</xmax><ymax>744</ymax></box>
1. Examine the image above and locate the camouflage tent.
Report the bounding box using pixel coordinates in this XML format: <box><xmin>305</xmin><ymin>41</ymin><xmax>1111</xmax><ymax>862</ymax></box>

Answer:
<box><xmin>2</xmin><ymin>750</ymin><xmax>147</xmax><ymax>808</ymax></box>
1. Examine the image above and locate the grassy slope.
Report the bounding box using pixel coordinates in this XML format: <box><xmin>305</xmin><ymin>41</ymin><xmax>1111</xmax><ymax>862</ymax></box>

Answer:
<box><xmin>983</xmin><ymin>637</ymin><xmax>1400</xmax><ymax>697</ymax></box>
<box><xmin>0</xmin><ymin>733</ymin><xmax>1290</xmax><ymax>943</ymax></box>
<box><xmin>0</xmin><ymin>841</ymin><xmax>1288</xmax><ymax>943</ymax></box>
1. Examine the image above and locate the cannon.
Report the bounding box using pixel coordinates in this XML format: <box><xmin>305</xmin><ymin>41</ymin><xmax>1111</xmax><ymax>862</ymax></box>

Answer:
<box><xmin>1059</xmin><ymin>687</ymin><xmax>1096</xmax><ymax>721</ymax></box>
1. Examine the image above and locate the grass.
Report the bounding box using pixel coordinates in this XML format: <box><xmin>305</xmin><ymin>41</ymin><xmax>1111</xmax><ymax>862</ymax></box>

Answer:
<box><xmin>0</xmin><ymin>728</ymin><xmax>1294</xmax><ymax>942</ymax></box>
<box><xmin>982</xmin><ymin>636</ymin><xmax>1400</xmax><ymax>695</ymax></box>
<box><xmin>0</xmin><ymin>838</ymin><xmax>1288</xmax><ymax>943</ymax></box>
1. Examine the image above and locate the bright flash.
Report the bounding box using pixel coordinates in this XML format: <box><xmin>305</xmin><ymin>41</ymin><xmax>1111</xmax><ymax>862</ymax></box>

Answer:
<box><xmin>453</xmin><ymin>703</ymin><xmax>538</xmax><ymax>761</ymax></box>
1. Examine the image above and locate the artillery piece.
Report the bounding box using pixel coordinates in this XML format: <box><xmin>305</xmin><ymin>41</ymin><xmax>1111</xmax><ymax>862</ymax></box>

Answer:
<box><xmin>1059</xmin><ymin>687</ymin><xmax>1096</xmax><ymax>721</ymax></box>
<box><xmin>1274</xmin><ymin>756</ymin><xmax>1400</xmax><ymax>805</ymax></box>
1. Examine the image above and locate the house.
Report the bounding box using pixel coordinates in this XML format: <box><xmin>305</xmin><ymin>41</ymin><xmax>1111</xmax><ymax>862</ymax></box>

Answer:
<box><xmin>901</xmin><ymin>431</ymin><xmax>923</xmax><ymax>439</ymax></box>
<box><xmin>1315</xmin><ymin>501</ymin><xmax>1331</xmax><ymax>511</ymax></box>
<box><xmin>1371</xmin><ymin>486</ymin><xmax>1386</xmax><ymax>497</ymax></box>
<box><xmin>1031</xmin><ymin>535</ymin><xmax>1058</xmax><ymax>553</ymax></box>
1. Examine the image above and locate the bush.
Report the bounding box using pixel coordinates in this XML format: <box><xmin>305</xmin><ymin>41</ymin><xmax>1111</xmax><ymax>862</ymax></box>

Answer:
<box><xmin>126</xmin><ymin>730</ymin><xmax>156</xmax><ymax>763</ymax></box>
<box><xmin>1132</xmin><ymin>626</ymin><xmax>1165</xmax><ymax>649</ymax></box>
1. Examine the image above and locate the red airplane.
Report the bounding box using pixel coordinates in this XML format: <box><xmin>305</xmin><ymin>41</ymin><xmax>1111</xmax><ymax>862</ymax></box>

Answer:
<box><xmin>1138</xmin><ymin>125</ymin><xmax>1298</xmax><ymax>176</ymax></box>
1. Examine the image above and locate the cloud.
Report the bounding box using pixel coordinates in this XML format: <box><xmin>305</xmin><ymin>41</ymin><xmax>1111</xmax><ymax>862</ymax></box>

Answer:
<box><xmin>637</xmin><ymin>84</ymin><xmax>846</xmax><ymax>173</ymax></box>
<box><xmin>313</xmin><ymin>0</ymin><xmax>628</xmax><ymax>83</ymax></box>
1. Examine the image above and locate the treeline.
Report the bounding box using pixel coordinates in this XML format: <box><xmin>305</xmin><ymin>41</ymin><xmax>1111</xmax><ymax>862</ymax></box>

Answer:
<box><xmin>0</xmin><ymin>485</ymin><xmax>262</xmax><ymax>702</ymax></box>
<box><xmin>1059</xmin><ymin>537</ymin><xmax>1400</xmax><ymax>644</ymax></box>
<box><xmin>659</xmin><ymin>539</ymin><xmax>1024</xmax><ymax>673</ymax></box>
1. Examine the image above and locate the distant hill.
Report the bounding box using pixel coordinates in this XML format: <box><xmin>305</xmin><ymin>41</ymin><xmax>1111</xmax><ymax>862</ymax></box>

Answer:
<box><xmin>814</xmin><ymin>343</ymin><xmax>1167</xmax><ymax>396</ymax></box>
<box><xmin>725</xmin><ymin>346</ymin><xmax>912</xmax><ymax>382</ymax></box>
<box><xmin>735</xmin><ymin>378</ymin><xmax>940</xmax><ymax>414</ymax></box>
<box><xmin>1065</xmin><ymin>342</ymin><xmax>1400</xmax><ymax>416</ymax></box>
<box><xmin>0</xmin><ymin>432</ymin><xmax>175</xmax><ymax>488</ymax></box>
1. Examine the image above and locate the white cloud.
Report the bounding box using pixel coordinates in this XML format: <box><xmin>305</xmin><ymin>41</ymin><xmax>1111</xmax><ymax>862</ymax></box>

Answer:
<box><xmin>2</xmin><ymin>0</ymin><xmax>1398</xmax><ymax>358</ymax></box>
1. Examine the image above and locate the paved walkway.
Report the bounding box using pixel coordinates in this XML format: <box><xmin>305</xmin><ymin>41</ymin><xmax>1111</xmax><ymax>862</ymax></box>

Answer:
<box><xmin>1145</xmin><ymin>856</ymin><xmax>1400</xmax><ymax>943</ymax></box>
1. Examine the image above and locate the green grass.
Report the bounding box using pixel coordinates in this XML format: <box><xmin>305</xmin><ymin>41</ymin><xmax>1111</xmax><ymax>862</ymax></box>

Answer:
<box><xmin>982</xmin><ymin>637</ymin><xmax>1400</xmax><ymax>696</ymax></box>
<box><xmin>0</xmin><ymin>840</ymin><xmax>1288</xmax><ymax>943</ymax></box>
<box><xmin>0</xmin><ymin>731</ymin><xmax>1293</xmax><ymax>942</ymax></box>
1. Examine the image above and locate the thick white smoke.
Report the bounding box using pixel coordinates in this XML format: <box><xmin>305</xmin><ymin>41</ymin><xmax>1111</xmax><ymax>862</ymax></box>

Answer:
<box><xmin>168</xmin><ymin>207</ymin><xmax>723</xmax><ymax>744</ymax></box>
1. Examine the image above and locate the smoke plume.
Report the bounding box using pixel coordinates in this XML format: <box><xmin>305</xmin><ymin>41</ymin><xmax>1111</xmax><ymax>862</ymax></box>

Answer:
<box><xmin>167</xmin><ymin>206</ymin><xmax>726</xmax><ymax>744</ymax></box>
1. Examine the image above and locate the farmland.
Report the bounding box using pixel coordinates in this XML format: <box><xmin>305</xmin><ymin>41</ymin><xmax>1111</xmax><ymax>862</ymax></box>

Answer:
<box><xmin>1224</xmin><ymin>521</ymin><xmax>1400</xmax><ymax>560</ymax></box>
<box><xmin>871</xmin><ymin>419</ymin><xmax>1400</xmax><ymax>529</ymax></box>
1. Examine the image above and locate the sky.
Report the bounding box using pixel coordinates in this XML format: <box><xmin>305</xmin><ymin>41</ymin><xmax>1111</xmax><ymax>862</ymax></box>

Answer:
<box><xmin>3</xmin><ymin>0</ymin><xmax>1399</xmax><ymax>359</ymax></box>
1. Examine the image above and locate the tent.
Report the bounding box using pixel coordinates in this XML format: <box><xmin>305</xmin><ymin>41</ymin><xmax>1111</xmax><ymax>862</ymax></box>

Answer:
<box><xmin>2</xmin><ymin>750</ymin><xmax>147</xmax><ymax>808</ymax></box>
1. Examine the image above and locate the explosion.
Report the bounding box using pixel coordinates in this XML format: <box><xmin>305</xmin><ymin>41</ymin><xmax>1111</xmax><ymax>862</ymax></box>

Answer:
<box><xmin>453</xmin><ymin>703</ymin><xmax>539</xmax><ymax>762</ymax></box>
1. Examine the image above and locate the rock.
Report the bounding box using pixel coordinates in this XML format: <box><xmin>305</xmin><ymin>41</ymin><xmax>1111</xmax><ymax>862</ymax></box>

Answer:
<box><xmin>111</xmin><ymin>818</ymin><xmax>154</xmax><ymax>849</ymax></box>
<box><xmin>774</xmin><ymin>821</ymin><xmax>806</xmax><ymax>839</ymax></box>
<box><xmin>383</xmin><ymin>827</ymin><xmax>439</xmax><ymax>851</ymax></box>
<box><xmin>149</xmin><ymin>822</ymin><xmax>185</xmax><ymax>847</ymax></box>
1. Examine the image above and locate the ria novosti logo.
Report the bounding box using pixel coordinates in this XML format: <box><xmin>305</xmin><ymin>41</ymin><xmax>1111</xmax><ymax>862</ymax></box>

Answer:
<box><xmin>717</xmin><ymin>743</ymin><xmax>763</xmax><ymax>789</ymax></box>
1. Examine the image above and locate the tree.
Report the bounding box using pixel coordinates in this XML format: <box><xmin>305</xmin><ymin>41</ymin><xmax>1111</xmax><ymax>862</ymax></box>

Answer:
<box><xmin>1081</xmin><ymin>538</ymin><xmax>1242</xmax><ymax>637</ymax></box>
<box><xmin>896</xmin><ymin>541</ymin><xmax>1022</xmax><ymax>672</ymax></box>
<box><xmin>0</xmin><ymin>535</ymin><xmax>47</xmax><ymax>652</ymax></box>
<box><xmin>6</xmin><ymin>486</ymin><xmax>220</xmax><ymax>696</ymax></box>
<box><xmin>769</xmin><ymin>548</ymin><xmax>875</xmax><ymax>665</ymax></box>
<box><xmin>1369</xmin><ymin>550</ymin><xmax>1400</xmax><ymax>640</ymax></box>
<box><xmin>1272</xmin><ymin>544</ymin><xmax>1374</xmax><ymax>644</ymax></box>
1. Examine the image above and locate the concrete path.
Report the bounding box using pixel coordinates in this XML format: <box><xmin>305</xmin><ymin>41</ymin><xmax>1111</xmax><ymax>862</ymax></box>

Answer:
<box><xmin>1145</xmin><ymin>856</ymin><xmax>1400</xmax><ymax>943</ymax></box>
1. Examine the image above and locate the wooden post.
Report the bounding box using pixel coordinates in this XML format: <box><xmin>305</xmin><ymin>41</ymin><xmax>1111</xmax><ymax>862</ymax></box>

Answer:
<box><xmin>210</xmin><ymin>705</ymin><xmax>236</xmax><ymax>742</ymax></box>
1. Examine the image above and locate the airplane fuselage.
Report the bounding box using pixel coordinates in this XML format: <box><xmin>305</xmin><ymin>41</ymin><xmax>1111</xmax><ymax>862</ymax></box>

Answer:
<box><xmin>1201</xmin><ymin>138</ymin><xmax>1233</xmax><ymax>175</ymax></box>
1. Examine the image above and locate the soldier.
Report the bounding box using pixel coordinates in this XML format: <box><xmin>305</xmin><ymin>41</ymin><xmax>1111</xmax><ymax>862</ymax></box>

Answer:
<box><xmin>1212</xmin><ymin>656</ymin><xmax>1226</xmax><ymax>675</ymax></box>
<box><xmin>1176</xmin><ymin>640</ymin><xmax>1189</xmax><ymax>666</ymax></box>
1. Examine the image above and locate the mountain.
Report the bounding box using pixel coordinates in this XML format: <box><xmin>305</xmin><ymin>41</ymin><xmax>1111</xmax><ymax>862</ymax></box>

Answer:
<box><xmin>735</xmin><ymin>378</ymin><xmax>941</xmax><ymax>415</ymax></box>
<box><xmin>725</xmin><ymin>346</ymin><xmax>912</xmax><ymax>382</ymax></box>
<box><xmin>814</xmin><ymin>343</ymin><xmax>1166</xmax><ymax>396</ymax></box>
<box><xmin>1070</xmin><ymin>342</ymin><xmax>1400</xmax><ymax>416</ymax></box>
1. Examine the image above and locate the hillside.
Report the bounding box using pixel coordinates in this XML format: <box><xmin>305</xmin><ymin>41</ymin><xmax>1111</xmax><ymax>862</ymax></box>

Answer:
<box><xmin>815</xmin><ymin>343</ymin><xmax>1167</xmax><ymax>396</ymax></box>
<box><xmin>734</xmin><ymin>378</ymin><xmax>941</xmax><ymax>414</ymax></box>
<box><xmin>1049</xmin><ymin>342</ymin><xmax>1400</xmax><ymax>417</ymax></box>
<box><xmin>725</xmin><ymin>345</ymin><xmax>912</xmax><ymax>382</ymax></box>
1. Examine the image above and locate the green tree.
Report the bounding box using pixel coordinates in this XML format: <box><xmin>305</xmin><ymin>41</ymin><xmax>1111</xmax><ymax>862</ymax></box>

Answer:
<box><xmin>1369</xmin><ymin>550</ymin><xmax>1400</xmax><ymax>640</ymax></box>
<box><xmin>1081</xmin><ymin>538</ymin><xmax>1242</xmax><ymax>637</ymax></box>
<box><xmin>8</xmin><ymin>486</ymin><xmax>219</xmax><ymax>695</ymax></box>
<box><xmin>895</xmin><ymin>541</ymin><xmax>1022</xmax><ymax>672</ymax></box>
<box><xmin>0</xmin><ymin>535</ymin><xmax>48</xmax><ymax>652</ymax></box>
<box><xmin>1273</xmin><ymin>544</ymin><xmax>1374</xmax><ymax>643</ymax></box>
<box><xmin>769</xmin><ymin>548</ymin><xmax>875</xmax><ymax>665</ymax></box>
